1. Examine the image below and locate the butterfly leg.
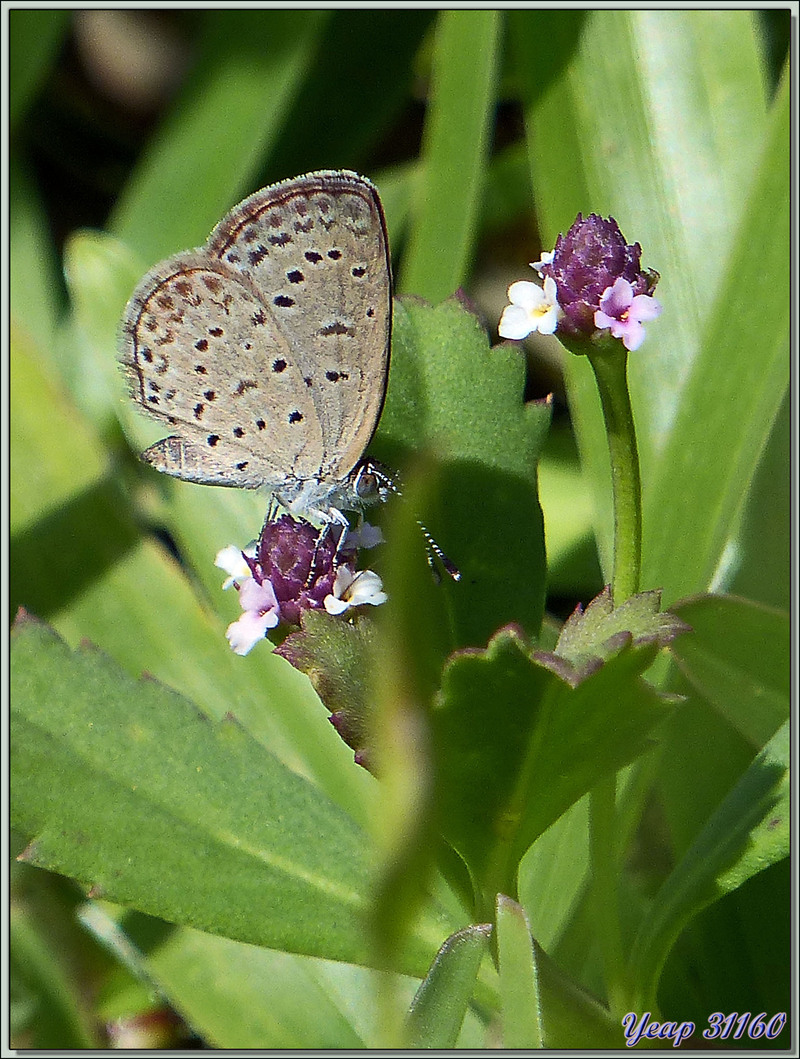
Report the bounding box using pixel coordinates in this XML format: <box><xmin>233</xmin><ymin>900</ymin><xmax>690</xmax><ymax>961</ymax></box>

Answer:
<box><xmin>307</xmin><ymin>521</ymin><xmax>332</xmax><ymax>586</ymax></box>
<box><xmin>260</xmin><ymin>494</ymin><xmax>282</xmax><ymax>539</ymax></box>
<box><xmin>306</xmin><ymin>508</ymin><xmax>351</xmax><ymax>587</ymax></box>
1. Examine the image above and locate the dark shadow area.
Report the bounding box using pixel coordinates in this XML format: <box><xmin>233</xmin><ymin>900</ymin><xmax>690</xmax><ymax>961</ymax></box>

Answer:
<box><xmin>658</xmin><ymin>859</ymin><xmax>790</xmax><ymax>1043</ymax></box>
<box><xmin>10</xmin><ymin>477</ymin><xmax>140</xmax><ymax>621</ymax></box>
<box><xmin>372</xmin><ymin>444</ymin><xmax>548</xmax><ymax>659</ymax></box>
<box><xmin>260</xmin><ymin>10</ymin><xmax>436</xmax><ymax>182</ymax></box>
<box><xmin>507</xmin><ymin>10</ymin><xmax>588</xmax><ymax>109</ymax></box>
<box><xmin>118</xmin><ymin>908</ymin><xmax>177</xmax><ymax>955</ymax></box>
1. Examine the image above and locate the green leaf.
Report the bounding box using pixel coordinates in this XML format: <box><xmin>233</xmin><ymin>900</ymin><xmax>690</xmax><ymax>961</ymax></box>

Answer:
<box><xmin>11</xmin><ymin>827</ymin><xmax>121</xmax><ymax>1044</ymax></box>
<box><xmin>517</xmin><ymin>797</ymin><xmax>590</xmax><ymax>953</ymax></box>
<box><xmin>267</xmin><ymin>11</ymin><xmax>435</xmax><ymax>178</ymax></box>
<box><xmin>276</xmin><ymin>611</ymin><xmax>379</xmax><ymax>767</ymax></box>
<box><xmin>553</xmin><ymin>586</ymin><xmax>690</xmax><ymax>675</ymax></box>
<box><xmin>10</xmin><ymin>614</ymin><xmax>404</xmax><ymax>968</ymax></box>
<box><xmin>407</xmin><ymin>924</ymin><xmax>491</xmax><ymax>1048</ymax></box>
<box><xmin>641</xmin><ymin>71</ymin><xmax>790</xmax><ymax>603</ymax></box>
<box><xmin>657</xmin><ymin>688</ymin><xmax>755</xmax><ymax>864</ymax></box>
<box><xmin>366</xmin><ymin>462</ymin><xmax>459</xmax><ymax>984</ymax></box>
<box><xmin>10</xmin><ymin>907</ymin><xmax>100</xmax><ymax>1048</ymax></box>
<box><xmin>670</xmin><ymin>594</ymin><xmax>789</xmax><ymax>748</ymax></box>
<box><xmin>534</xmin><ymin>940</ymin><xmax>622</xmax><ymax>1048</ymax></box>
<box><xmin>496</xmin><ymin>896</ymin><xmax>542</xmax><ymax>1048</ymax></box>
<box><xmin>16</xmin><ymin>484</ymin><xmax>359</xmax><ymax>827</ymax></box>
<box><xmin>9</xmin><ymin>335</ymin><xmax>108</xmax><ymax>538</ymax></box>
<box><xmin>62</xmin><ymin>230</ymin><xmax>147</xmax><ymax>425</ymax></box>
<box><xmin>517</xmin><ymin>11</ymin><xmax>780</xmax><ymax>590</ymax></box>
<box><xmin>373</xmin><ymin>164</ymin><xmax>415</xmax><ymax>247</ymax></box>
<box><xmin>400</xmin><ymin>10</ymin><xmax>501</xmax><ymax>301</ymax></box>
<box><xmin>9</xmin><ymin>161</ymin><xmax>63</xmax><ymax>353</ymax></box>
<box><xmin>729</xmin><ymin>390</ymin><xmax>790</xmax><ymax>610</ymax></box>
<box><xmin>8</xmin><ymin>9</ymin><xmax>70</xmax><ymax>128</ymax></box>
<box><xmin>536</xmin><ymin>424</ymin><xmax>602</xmax><ymax>597</ymax></box>
<box><xmin>83</xmin><ymin>906</ymin><xmax>371</xmax><ymax>1049</ymax></box>
<box><xmin>110</xmin><ymin>10</ymin><xmax>330</xmax><ymax>265</ymax></box>
<box><xmin>83</xmin><ymin>905</ymin><xmax>488</xmax><ymax>1049</ymax></box>
<box><xmin>480</xmin><ymin>142</ymin><xmax>536</xmax><ymax>236</ymax></box>
<box><xmin>654</xmin><ymin>859</ymin><xmax>790</xmax><ymax>1037</ymax></box>
<box><xmin>522</xmin><ymin>9</ymin><xmax>768</xmax><ymax>304</ymax></box>
<box><xmin>432</xmin><ymin>626</ymin><xmax>670</xmax><ymax>909</ymax></box>
<box><xmin>375</xmin><ymin>296</ymin><xmax>551</xmax><ymax>652</ymax></box>
<box><xmin>628</xmin><ymin>719</ymin><xmax>789</xmax><ymax>1010</ymax></box>
<box><xmin>365</xmin><ymin>294</ymin><xmax>551</xmax><ymax>963</ymax></box>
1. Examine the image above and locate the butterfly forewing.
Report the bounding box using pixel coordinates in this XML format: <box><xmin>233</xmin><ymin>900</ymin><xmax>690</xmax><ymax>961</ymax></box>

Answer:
<box><xmin>206</xmin><ymin>171</ymin><xmax>392</xmax><ymax>480</ymax></box>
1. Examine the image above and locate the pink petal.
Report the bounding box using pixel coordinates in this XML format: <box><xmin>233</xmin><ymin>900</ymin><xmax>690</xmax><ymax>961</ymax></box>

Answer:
<box><xmin>618</xmin><ymin>320</ymin><xmax>646</xmax><ymax>351</ymax></box>
<box><xmin>599</xmin><ymin>277</ymin><xmax>634</xmax><ymax>316</ymax></box>
<box><xmin>239</xmin><ymin>577</ymin><xmax>278</xmax><ymax>613</ymax></box>
<box><xmin>594</xmin><ymin>309</ymin><xmax>616</xmax><ymax>330</ymax></box>
<box><xmin>630</xmin><ymin>294</ymin><xmax>662</xmax><ymax>322</ymax></box>
<box><xmin>226</xmin><ymin>610</ymin><xmax>277</xmax><ymax>655</ymax></box>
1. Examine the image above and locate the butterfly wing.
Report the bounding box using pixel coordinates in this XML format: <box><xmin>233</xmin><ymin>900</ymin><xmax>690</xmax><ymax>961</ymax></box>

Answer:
<box><xmin>120</xmin><ymin>171</ymin><xmax>391</xmax><ymax>493</ymax></box>
<box><xmin>205</xmin><ymin>170</ymin><xmax>392</xmax><ymax>481</ymax></box>
<box><xmin>120</xmin><ymin>251</ymin><xmax>325</xmax><ymax>488</ymax></box>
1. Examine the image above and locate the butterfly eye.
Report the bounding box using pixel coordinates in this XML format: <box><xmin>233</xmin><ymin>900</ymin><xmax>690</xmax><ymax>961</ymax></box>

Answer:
<box><xmin>351</xmin><ymin>459</ymin><xmax>397</xmax><ymax>505</ymax></box>
<box><xmin>355</xmin><ymin>470</ymin><xmax>379</xmax><ymax>500</ymax></box>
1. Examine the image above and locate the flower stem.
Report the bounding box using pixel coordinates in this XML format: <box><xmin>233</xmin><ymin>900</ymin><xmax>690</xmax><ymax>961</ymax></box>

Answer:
<box><xmin>587</xmin><ymin>347</ymin><xmax>642</xmax><ymax>604</ymax></box>
<box><xmin>585</xmin><ymin>345</ymin><xmax>643</xmax><ymax>1016</ymax></box>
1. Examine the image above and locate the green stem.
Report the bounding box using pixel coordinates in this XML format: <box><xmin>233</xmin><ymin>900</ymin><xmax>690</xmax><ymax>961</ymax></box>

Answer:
<box><xmin>587</xmin><ymin>348</ymin><xmax>642</xmax><ymax>604</ymax></box>
<box><xmin>585</xmin><ymin>345</ymin><xmax>643</xmax><ymax>1016</ymax></box>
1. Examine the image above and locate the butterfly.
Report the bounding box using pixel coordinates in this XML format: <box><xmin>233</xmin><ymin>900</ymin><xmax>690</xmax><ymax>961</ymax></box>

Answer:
<box><xmin>121</xmin><ymin>169</ymin><xmax>458</xmax><ymax>578</ymax></box>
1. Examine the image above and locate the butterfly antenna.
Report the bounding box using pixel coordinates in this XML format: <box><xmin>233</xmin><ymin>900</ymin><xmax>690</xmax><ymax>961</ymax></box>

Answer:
<box><xmin>351</xmin><ymin>458</ymin><xmax>461</xmax><ymax>582</ymax></box>
<box><xmin>417</xmin><ymin>519</ymin><xmax>461</xmax><ymax>582</ymax></box>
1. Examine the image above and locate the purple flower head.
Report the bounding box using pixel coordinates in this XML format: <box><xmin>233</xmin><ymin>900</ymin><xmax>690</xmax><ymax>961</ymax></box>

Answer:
<box><xmin>216</xmin><ymin>516</ymin><xmax>389</xmax><ymax>655</ymax></box>
<box><xmin>251</xmin><ymin>514</ymin><xmax>356</xmax><ymax>627</ymax></box>
<box><xmin>540</xmin><ymin>213</ymin><xmax>659</xmax><ymax>340</ymax></box>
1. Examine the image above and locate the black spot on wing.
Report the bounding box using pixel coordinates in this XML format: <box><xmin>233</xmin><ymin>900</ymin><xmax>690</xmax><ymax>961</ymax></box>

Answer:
<box><xmin>318</xmin><ymin>321</ymin><xmax>355</xmax><ymax>338</ymax></box>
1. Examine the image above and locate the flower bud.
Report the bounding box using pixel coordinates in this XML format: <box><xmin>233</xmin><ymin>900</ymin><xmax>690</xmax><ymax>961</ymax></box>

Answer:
<box><xmin>539</xmin><ymin>213</ymin><xmax>659</xmax><ymax>342</ymax></box>
<box><xmin>252</xmin><ymin>515</ymin><xmax>349</xmax><ymax>627</ymax></box>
